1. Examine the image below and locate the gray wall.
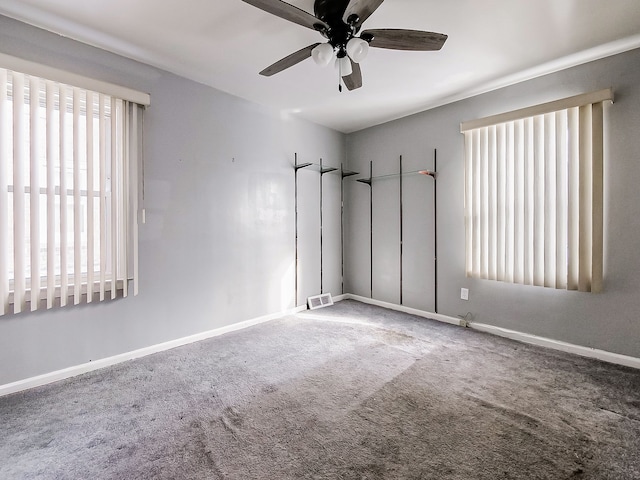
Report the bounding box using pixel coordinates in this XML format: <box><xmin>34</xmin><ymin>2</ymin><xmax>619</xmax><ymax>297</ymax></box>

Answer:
<box><xmin>0</xmin><ymin>16</ymin><xmax>345</xmax><ymax>386</ymax></box>
<box><xmin>345</xmin><ymin>47</ymin><xmax>640</xmax><ymax>359</ymax></box>
<box><xmin>3</xmin><ymin>14</ymin><xmax>640</xmax><ymax>388</ymax></box>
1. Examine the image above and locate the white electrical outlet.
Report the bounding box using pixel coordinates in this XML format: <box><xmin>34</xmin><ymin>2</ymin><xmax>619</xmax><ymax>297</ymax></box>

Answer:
<box><xmin>461</xmin><ymin>288</ymin><xmax>469</xmax><ymax>301</ymax></box>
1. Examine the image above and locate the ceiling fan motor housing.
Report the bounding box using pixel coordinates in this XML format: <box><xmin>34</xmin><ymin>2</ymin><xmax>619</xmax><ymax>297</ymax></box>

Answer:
<box><xmin>313</xmin><ymin>0</ymin><xmax>349</xmax><ymax>24</ymax></box>
<box><xmin>314</xmin><ymin>0</ymin><xmax>360</xmax><ymax>54</ymax></box>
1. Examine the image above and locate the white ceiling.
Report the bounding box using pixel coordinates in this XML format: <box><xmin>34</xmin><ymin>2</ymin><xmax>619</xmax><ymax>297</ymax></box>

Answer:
<box><xmin>2</xmin><ymin>0</ymin><xmax>640</xmax><ymax>133</ymax></box>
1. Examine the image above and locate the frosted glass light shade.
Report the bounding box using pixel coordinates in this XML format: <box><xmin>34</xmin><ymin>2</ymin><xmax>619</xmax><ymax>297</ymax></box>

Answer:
<box><xmin>337</xmin><ymin>56</ymin><xmax>353</xmax><ymax>77</ymax></box>
<box><xmin>346</xmin><ymin>37</ymin><xmax>369</xmax><ymax>63</ymax></box>
<box><xmin>312</xmin><ymin>43</ymin><xmax>334</xmax><ymax>67</ymax></box>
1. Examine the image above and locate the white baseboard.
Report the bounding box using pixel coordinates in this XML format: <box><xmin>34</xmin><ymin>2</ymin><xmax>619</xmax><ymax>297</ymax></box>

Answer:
<box><xmin>0</xmin><ymin>304</ymin><xmax>307</xmax><ymax>398</ymax></box>
<box><xmin>342</xmin><ymin>294</ymin><xmax>640</xmax><ymax>370</ymax></box>
<box><xmin>470</xmin><ymin>322</ymin><xmax>640</xmax><ymax>370</ymax></box>
<box><xmin>345</xmin><ymin>294</ymin><xmax>462</xmax><ymax>326</ymax></box>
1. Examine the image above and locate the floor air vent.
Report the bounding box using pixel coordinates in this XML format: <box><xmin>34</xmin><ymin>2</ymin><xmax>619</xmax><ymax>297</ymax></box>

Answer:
<box><xmin>307</xmin><ymin>293</ymin><xmax>333</xmax><ymax>310</ymax></box>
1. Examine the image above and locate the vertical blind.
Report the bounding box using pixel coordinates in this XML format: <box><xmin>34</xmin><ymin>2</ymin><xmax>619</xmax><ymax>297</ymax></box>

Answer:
<box><xmin>461</xmin><ymin>89</ymin><xmax>612</xmax><ymax>293</ymax></box>
<box><xmin>0</xmin><ymin>66</ymin><xmax>145</xmax><ymax>315</ymax></box>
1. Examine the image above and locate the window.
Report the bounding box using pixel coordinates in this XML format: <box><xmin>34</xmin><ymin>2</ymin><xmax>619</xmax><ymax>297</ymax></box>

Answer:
<box><xmin>0</xmin><ymin>56</ymin><xmax>148</xmax><ymax>315</ymax></box>
<box><xmin>461</xmin><ymin>89</ymin><xmax>612</xmax><ymax>293</ymax></box>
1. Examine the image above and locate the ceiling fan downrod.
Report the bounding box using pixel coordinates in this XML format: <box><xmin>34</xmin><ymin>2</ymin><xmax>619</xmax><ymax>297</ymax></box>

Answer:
<box><xmin>338</xmin><ymin>51</ymin><xmax>343</xmax><ymax>92</ymax></box>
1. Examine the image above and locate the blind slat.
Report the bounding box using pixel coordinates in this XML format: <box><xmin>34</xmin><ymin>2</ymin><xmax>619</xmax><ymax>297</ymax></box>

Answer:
<box><xmin>555</xmin><ymin>110</ymin><xmax>568</xmax><ymax>289</ymax></box>
<box><xmin>99</xmin><ymin>94</ymin><xmax>107</xmax><ymax>301</ymax></box>
<box><xmin>533</xmin><ymin>115</ymin><xmax>544</xmax><ymax>287</ymax></box>
<box><xmin>523</xmin><ymin>118</ymin><xmax>534</xmax><ymax>285</ymax></box>
<box><xmin>46</xmin><ymin>81</ymin><xmax>56</xmax><ymax>309</ymax></box>
<box><xmin>488</xmin><ymin>126</ymin><xmax>497</xmax><ymax>280</ymax></box>
<box><xmin>480</xmin><ymin>128</ymin><xmax>489</xmax><ymax>278</ymax></box>
<box><xmin>110</xmin><ymin>98</ymin><xmax>118</xmax><ymax>299</ymax></box>
<box><xmin>567</xmin><ymin>107</ymin><xmax>579</xmax><ymax>290</ymax></box>
<box><xmin>0</xmin><ymin>70</ymin><xmax>8</xmax><ymax>314</ymax></box>
<box><xmin>543</xmin><ymin>113</ymin><xmax>556</xmax><ymax>288</ymax></box>
<box><xmin>131</xmin><ymin>105</ymin><xmax>139</xmax><ymax>296</ymax></box>
<box><xmin>464</xmin><ymin>132</ymin><xmax>473</xmax><ymax>276</ymax></box>
<box><xmin>13</xmin><ymin>73</ymin><xmax>26</xmax><ymax>313</ymax></box>
<box><xmin>30</xmin><ymin>77</ymin><xmax>41</xmax><ymax>310</ymax></box>
<box><xmin>472</xmin><ymin>130</ymin><xmax>481</xmax><ymax>277</ymax></box>
<box><xmin>591</xmin><ymin>102</ymin><xmax>604</xmax><ymax>293</ymax></box>
<box><xmin>86</xmin><ymin>92</ymin><xmax>95</xmax><ymax>303</ymax></box>
<box><xmin>514</xmin><ymin>120</ymin><xmax>524</xmax><ymax>284</ymax></box>
<box><xmin>496</xmin><ymin>123</ymin><xmax>506</xmax><ymax>281</ymax></box>
<box><xmin>122</xmin><ymin>103</ymin><xmax>129</xmax><ymax>298</ymax></box>
<box><xmin>578</xmin><ymin>105</ymin><xmax>593</xmax><ymax>292</ymax></box>
<box><xmin>505</xmin><ymin>122</ymin><xmax>515</xmax><ymax>283</ymax></box>
<box><xmin>73</xmin><ymin>88</ymin><xmax>81</xmax><ymax>305</ymax></box>
<box><xmin>59</xmin><ymin>85</ymin><xmax>69</xmax><ymax>306</ymax></box>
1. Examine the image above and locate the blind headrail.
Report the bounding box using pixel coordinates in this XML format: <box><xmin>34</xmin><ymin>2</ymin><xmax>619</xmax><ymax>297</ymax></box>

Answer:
<box><xmin>460</xmin><ymin>88</ymin><xmax>613</xmax><ymax>132</ymax></box>
<box><xmin>0</xmin><ymin>52</ymin><xmax>151</xmax><ymax>106</ymax></box>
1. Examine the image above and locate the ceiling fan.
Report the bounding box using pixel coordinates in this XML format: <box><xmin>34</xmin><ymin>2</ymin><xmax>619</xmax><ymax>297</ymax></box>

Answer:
<box><xmin>241</xmin><ymin>0</ymin><xmax>448</xmax><ymax>91</ymax></box>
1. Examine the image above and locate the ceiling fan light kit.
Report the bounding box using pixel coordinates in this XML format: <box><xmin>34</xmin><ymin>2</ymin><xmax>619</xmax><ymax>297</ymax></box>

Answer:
<box><xmin>346</xmin><ymin>37</ymin><xmax>369</xmax><ymax>63</ymax></box>
<box><xmin>312</xmin><ymin>37</ymin><xmax>368</xmax><ymax>69</ymax></box>
<box><xmin>312</xmin><ymin>43</ymin><xmax>335</xmax><ymax>66</ymax></box>
<box><xmin>337</xmin><ymin>55</ymin><xmax>353</xmax><ymax>77</ymax></box>
<box><xmin>241</xmin><ymin>0</ymin><xmax>448</xmax><ymax>91</ymax></box>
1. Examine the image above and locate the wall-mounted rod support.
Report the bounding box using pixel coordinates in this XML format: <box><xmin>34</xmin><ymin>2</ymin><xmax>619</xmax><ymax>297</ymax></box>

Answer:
<box><xmin>341</xmin><ymin>165</ymin><xmax>359</xmax><ymax>294</ymax></box>
<box><xmin>399</xmin><ymin>155</ymin><xmax>403</xmax><ymax>305</ymax></box>
<box><xmin>295</xmin><ymin>162</ymin><xmax>313</xmax><ymax>171</ymax></box>
<box><xmin>319</xmin><ymin>160</ymin><xmax>338</xmax><ymax>294</ymax></box>
<box><xmin>369</xmin><ymin>161</ymin><xmax>373</xmax><ymax>298</ymax></box>
<box><xmin>354</xmin><ymin>161</ymin><xmax>373</xmax><ymax>298</ymax></box>
<box><xmin>433</xmin><ymin>150</ymin><xmax>438</xmax><ymax>314</ymax></box>
<box><xmin>419</xmin><ymin>149</ymin><xmax>438</xmax><ymax>313</ymax></box>
<box><xmin>320</xmin><ymin>158</ymin><xmax>324</xmax><ymax>294</ymax></box>
<box><xmin>294</xmin><ymin>154</ymin><xmax>313</xmax><ymax>307</ymax></box>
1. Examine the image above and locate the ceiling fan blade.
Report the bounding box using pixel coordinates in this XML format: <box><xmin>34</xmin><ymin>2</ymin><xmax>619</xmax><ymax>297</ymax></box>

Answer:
<box><xmin>241</xmin><ymin>0</ymin><xmax>328</xmax><ymax>32</ymax></box>
<box><xmin>362</xmin><ymin>29</ymin><xmax>448</xmax><ymax>51</ymax></box>
<box><xmin>260</xmin><ymin>43</ymin><xmax>320</xmax><ymax>76</ymax></box>
<box><xmin>342</xmin><ymin>60</ymin><xmax>362</xmax><ymax>91</ymax></box>
<box><xmin>342</xmin><ymin>0</ymin><xmax>385</xmax><ymax>27</ymax></box>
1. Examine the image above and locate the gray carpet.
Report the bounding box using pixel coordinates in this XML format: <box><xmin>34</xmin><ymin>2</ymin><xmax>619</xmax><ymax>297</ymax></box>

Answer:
<box><xmin>1</xmin><ymin>300</ymin><xmax>640</xmax><ymax>479</ymax></box>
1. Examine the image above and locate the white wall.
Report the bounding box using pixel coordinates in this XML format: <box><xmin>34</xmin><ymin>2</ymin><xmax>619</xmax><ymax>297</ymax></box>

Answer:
<box><xmin>345</xmin><ymin>48</ymin><xmax>640</xmax><ymax>359</ymax></box>
<box><xmin>0</xmin><ymin>16</ymin><xmax>345</xmax><ymax>386</ymax></box>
